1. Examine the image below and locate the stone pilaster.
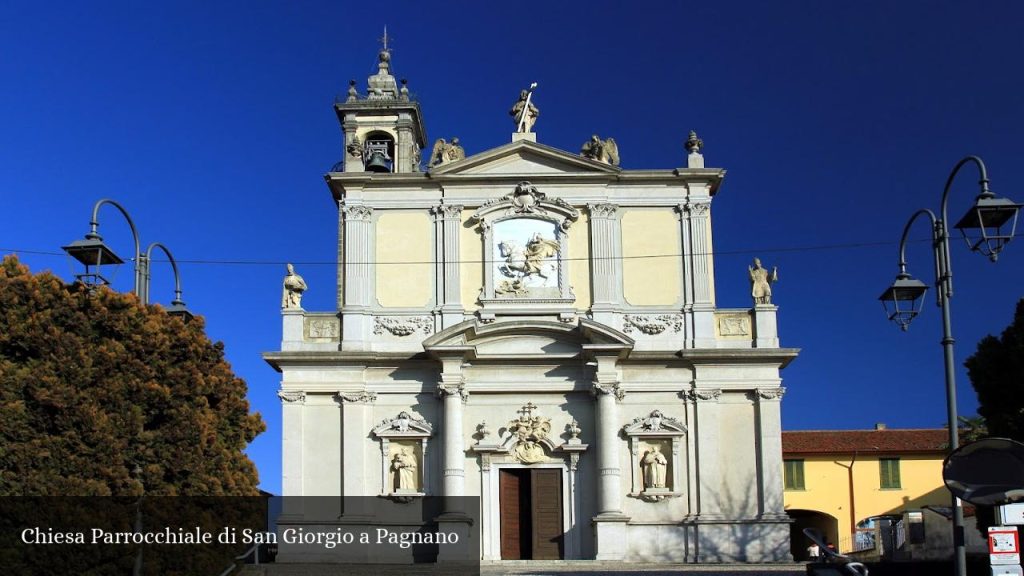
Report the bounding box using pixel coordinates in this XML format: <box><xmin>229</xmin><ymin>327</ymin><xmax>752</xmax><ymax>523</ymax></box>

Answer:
<box><xmin>681</xmin><ymin>200</ymin><xmax>715</xmax><ymax>348</ymax></box>
<box><xmin>690</xmin><ymin>388</ymin><xmax>723</xmax><ymax>519</ymax></box>
<box><xmin>587</xmin><ymin>203</ymin><xmax>621</xmax><ymax>324</ymax></box>
<box><xmin>278</xmin><ymin>390</ymin><xmax>306</xmax><ymax>519</ymax></box>
<box><xmin>592</xmin><ymin>355</ymin><xmax>629</xmax><ymax>561</ymax></box>
<box><xmin>755</xmin><ymin>388</ymin><xmax>787</xmax><ymax>519</ymax></box>
<box><xmin>337</xmin><ymin>391</ymin><xmax>376</xmax><ymax>518</ymax></box>
<box><xmin>341</xmin><ymin>203</ymin><xmax>374</xmax><ymax>350</ymax></box>
<box><xmin>432</xmin><ymin>204</ymin><xmax>464</xmax><ymax>328</ymax></box>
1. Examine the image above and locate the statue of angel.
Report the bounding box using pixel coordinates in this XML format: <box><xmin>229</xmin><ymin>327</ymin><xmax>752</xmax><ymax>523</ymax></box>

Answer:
<box><xmin>581</xmin><ymin>134</ymin><xmax>619</xmax><ymax>166</ymax></box>
<box><xmin>446</xmin><ymin>137</ymin><xmax>465</xmax><ymax>162</ymax></box>
<box><xmin>428</xmin><ymin>138</ymin><xmax>447</xmax><ymax>168</ymax></box>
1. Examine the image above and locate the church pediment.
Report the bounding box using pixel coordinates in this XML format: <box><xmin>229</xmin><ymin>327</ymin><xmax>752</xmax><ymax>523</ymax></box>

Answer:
<box><xmin>423</xmin><ymin>318</ymin><xmax>632</xmax><ymax>360</ymax></box>
<box><xmin>428</xmin><ymin>140</ymin><xmax>620</xmax><ymax>177</ymax></box>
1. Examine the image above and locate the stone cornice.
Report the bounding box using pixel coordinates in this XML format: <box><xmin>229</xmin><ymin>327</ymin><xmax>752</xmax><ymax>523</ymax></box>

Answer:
<box><xmin>675</xmin><ymin>348</ymin><xmax>800</xmax><ymax>369</ymax></box>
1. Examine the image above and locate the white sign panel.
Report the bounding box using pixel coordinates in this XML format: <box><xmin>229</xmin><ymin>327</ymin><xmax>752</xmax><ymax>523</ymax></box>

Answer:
<box><xmin>1001</xmin><ymin>504</ymin><xmax>1024</xmax><ymax>526</ymax></box>
<box><xmin>990</xmin><ymin>526</ymin><xmax>1021</xmax><ymax>566</ymax></box>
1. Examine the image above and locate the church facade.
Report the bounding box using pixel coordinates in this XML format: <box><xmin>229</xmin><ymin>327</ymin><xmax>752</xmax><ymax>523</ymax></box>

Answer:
<box><xmin>264</xmin><ymin>46</ymin><xmax>798</xmax><ymax>563</ymax></box>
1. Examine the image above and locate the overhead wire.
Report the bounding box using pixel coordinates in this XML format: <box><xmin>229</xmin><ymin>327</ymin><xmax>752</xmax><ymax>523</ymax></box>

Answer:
<box><xmin>0</xmin><ymin>235</ymin><xmax>988</xmax><ymax>266</ymax></box>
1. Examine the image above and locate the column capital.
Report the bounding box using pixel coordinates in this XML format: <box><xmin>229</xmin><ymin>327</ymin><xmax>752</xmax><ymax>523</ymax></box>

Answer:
<box><xmin>679</xmin><ymin>199</ymin><xmax>710</xmax><ymax>218</ymax></box>
<box><xmin>278</xmin><ymin>390</ymin><xmax>306</xmax><ymax>404</ymax></box>
<box><xmin>437</xmin><ymin>383</ymin><xmax>469</xmax><ymax>402</ymax></box>
<box><xmin>755</xmin><ymin>387</ymin><xmax>786</xmax><ymax>401</ymax></box>
<box><xmin>688</xmin><ymin>388</ymin><xmax>721</xmax><ymax>402</ymax></box>
<box><xmin>592</xmin><ymin>382</ymin><xmax>625</xmax><ymax>401</ymax></box>
<box><xmin>430</xmin><ymin>204</ymin><xmax>464</xmax><ymax>219</ymax></box>
<box><xmin>587</xmin><ymin>202</ymin><xmax>619</xmax><ymax>219</ymax></box>
<box><xmin>335</xmin><ymin>390</ymin><xmax>377</xmax><ymax>404</ymax></box>
<box><xmin>342</xmin><ymin>204</ymin><xmax>374</xmax><ymax>221</ymax></box>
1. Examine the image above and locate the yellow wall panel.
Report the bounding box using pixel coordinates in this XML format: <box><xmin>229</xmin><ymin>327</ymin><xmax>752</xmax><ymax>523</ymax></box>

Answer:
<box><xmin>375</xmin><ymin>212</ymin><xmax>432</xmax><ymax>308</ymax></box>
<box><xmin>570</xmin><ymin>213</ymin><xmax>591</xmax><ymax>310</ymax></box>
<box><xmin>621</xmin><ymin>210</ymin><xmax>680</xmax><ymax>305</ymax></box>
<box><xmin>461</xmin><ymin>211</ymin><xmax>483</xmax><ymax>310</ymax></box>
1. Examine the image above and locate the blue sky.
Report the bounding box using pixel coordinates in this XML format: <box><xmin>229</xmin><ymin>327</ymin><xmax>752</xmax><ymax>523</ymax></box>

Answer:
<box><xmin>3</xmin><ymin>1</ymin><xmax>1023</xmax><ymax>495</ymax></box>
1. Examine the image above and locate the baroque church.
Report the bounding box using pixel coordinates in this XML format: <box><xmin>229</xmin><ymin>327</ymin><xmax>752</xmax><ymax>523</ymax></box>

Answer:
<box><xmin>264</xmin><ymin>44</ymin><xmax>798</xmax><ymax>564</ymax></box>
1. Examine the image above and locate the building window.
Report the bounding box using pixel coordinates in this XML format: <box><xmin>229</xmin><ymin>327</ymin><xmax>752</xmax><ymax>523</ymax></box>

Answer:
<box><xmin>879</xmin><ymin>458</ymin><xmax>901</xmax><ymax>489</ymax></box>
<box><xmin>784</xmin><ymin>459</ymin><xmax>805</xmax><ymax>490</ymax></box>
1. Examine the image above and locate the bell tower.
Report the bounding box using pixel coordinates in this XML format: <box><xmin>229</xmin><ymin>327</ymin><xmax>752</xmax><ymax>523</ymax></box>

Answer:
<box><xmin>333</xmin><ymin>32</ymin><xmax>427</xmax><ymax>174</ymax></box>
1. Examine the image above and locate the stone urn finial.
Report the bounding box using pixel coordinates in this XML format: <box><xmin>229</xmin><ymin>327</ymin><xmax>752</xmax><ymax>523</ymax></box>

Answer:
<box><xmin>685</xmin><ymin>130</ymin><xmax>703</xmax><ymax>155</ymax></box>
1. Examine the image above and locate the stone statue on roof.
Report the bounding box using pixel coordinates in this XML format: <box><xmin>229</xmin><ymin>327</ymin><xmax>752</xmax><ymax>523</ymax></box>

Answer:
<box><xmin>510</xmin><ymin>83</ymin><xmax>539</xmax><ymax>133</ymax></box>
<box><xmin>581</xmin><ymin>134</ymin><xmax>619</xmax><ymax>166</ymax></box>
<box><xmin>428</xmin><ymin>137</ymin><xmax>466</xmax><ymax>168</ymax></box>
<box><xmin>749</xmin><ymin>258</ymin><xmax>778</xmax><ymax>305</ymax></box>
<box><xmin>282</xmin><ymin>263</ymin><xmax>307</xmax><ymax>309</ymax></box>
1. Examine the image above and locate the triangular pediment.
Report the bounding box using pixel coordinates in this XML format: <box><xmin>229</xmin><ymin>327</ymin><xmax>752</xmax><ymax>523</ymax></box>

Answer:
<box><xmin>428</xmin><ymin>140</ymin><xmax>621</xmax><ymax>177</ymax></box>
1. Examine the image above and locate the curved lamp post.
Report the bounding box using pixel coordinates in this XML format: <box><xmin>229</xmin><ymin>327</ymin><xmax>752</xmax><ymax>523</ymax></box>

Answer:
<box><xmin>62</xmin><ymin>199</ymin><xmax>192</xmax><ymax>320</ymax></box>
<box><xmin>879</xmin><ymin>156</ymin><xmax>1021</xmax><ymax>576</ymax></box>
<box><xmin>61</xmin><ymin>198</ymin><xmax>142</xmax><ymax>297</ymax></box>
<box><xmin>142</xmin><ymin>242</ymin><xmax>193</xmax><ymax>322</ymax></box>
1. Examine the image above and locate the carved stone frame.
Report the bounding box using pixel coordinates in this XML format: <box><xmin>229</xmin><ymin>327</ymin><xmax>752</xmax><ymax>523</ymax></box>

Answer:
<box><xmin>622</xmin><ymin>410</ymin><xmax>688</xmax><ymax>502</ymax></box>
<box><xmin>371</xmin><ymin>411</ymin><xmax>433</xmax><ymax>502</ymax></box>
<box><xmin>468</xmin><ymin>182</ymin><xmax>579</xmax><ymax>322</ymax></box>
<box><xmin>470</xmin><ymin>421</ymin><xmax>588</xmax><ymax>560</ymax></box>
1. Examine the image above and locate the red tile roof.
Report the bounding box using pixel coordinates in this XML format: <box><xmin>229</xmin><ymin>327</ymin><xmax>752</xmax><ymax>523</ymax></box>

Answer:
<box><xmin>782</xmin><ymin>429</ymin><xmax>949</xmax><ymax>455</ymax></box>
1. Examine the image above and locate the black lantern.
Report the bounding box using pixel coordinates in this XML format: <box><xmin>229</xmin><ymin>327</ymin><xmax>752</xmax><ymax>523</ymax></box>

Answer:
<box><xmin>879</xmin><ymin>272</ymin><xmax>929</xmax><ymax>331</ymax></box>
<box><xmin>953</xmin><ymin>194</ymin><xmax>1021</xmax><ymax>262</ymax></box>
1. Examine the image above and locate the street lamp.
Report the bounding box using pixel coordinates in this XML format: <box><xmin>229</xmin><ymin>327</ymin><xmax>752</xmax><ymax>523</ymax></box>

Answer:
<box><xmin>63</xmin><ymin>199</ymin><xmax>193</xmax><ymax>319</ymax></box>
<box><xmin>879</xmin><ymin>155</ymin><xmax>1021</xmax><ymax>576</ymax></box>
<box><xmin>142</xmin><ymin>242</ymin><xmax>193</xmax><ymax>322</ymax></box>
<box><xmin>61</xmin><ymin>198</ymin><xmax>141</xmax><ymax>296</ymax></box>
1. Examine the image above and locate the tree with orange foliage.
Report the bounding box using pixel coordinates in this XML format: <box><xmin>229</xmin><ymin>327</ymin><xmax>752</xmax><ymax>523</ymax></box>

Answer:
<box><xmin>0</xmin><ymin>255</ymin><xmax>264</xmax><ymax>496</ymax></box>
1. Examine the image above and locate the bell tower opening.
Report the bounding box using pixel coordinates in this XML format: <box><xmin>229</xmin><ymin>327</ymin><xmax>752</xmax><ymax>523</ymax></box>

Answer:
<box><xmin>363</xmin><ymin>131</ymin><xmax>395</xmax><ymax>173</ymax></box>
<box><xmin>331</xmin><ymin>35</ymin><xmax>427</xmax><ymax>175</ymax></box>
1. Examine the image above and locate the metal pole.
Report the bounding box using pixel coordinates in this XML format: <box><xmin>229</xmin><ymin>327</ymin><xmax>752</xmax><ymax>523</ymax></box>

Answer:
<box><xmin>936</xmin><ymin>230</ymin><xmax>967</xmax><ymax>576</ymax></box>
<box><xmin>89</xmin><ymin>199</ymin><xmax>142</xmax><ymax>298</ymax></box>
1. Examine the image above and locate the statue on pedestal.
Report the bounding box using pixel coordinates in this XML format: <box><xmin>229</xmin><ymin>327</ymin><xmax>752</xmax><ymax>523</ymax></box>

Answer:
<box><xmin>748</xmin><ymin>257</ymin><xmax>779</xmax><ymax>305</ymax></box>
<box><xmin>282</xmin><ymin>263</ymin><xmax>307</xmax><ymax>309</ymax></box>
<box><xmin>510</xmin><ymin>84</ymin><xmax>539</xmax><ymax>133</ymax></box>
<box><xmin>392</xmin><ymin>448</ymin><xmax>417</xmax><ymax>492</ymax></box>
<box><xmin>642</xmin><ymin>445</ymin><xmax>668</xmax><ymax>490</ymax></box>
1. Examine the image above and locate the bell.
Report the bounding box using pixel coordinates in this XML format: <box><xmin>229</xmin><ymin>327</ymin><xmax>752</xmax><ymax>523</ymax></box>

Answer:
<box><xmin>364</xmin><ymin>150</ymin><xmax>392</xmax><ymax>173</ymax></box>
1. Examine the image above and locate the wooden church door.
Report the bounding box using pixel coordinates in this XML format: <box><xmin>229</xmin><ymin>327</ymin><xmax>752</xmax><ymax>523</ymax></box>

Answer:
<box><xmin>499</xmin><ymin>468</ymin><xmax>564</xmax><ymax>559</ymax></box>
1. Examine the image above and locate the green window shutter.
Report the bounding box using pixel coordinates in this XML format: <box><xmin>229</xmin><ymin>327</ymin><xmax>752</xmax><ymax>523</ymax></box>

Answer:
<box><xmin>784</xmin><ymin>459</ymin><xmax>805</xmax><ymax>490</ymax></box>
<box><xmin>880</xmin><ymin>458</ymin><xmax>901</xmax><ymax>489</ymax></box>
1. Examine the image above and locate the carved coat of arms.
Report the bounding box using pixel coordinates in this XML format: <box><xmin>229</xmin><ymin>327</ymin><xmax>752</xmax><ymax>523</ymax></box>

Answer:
<box><xmin>508</xmin><ymin>403</ymin><xmax>551</xmax><ymax>463</ymax></box>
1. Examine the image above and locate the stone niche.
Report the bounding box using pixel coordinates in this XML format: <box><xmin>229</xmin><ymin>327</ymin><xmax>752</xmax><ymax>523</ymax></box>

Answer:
<box><xmin>623</xmin><ymin>410</ymin><xmax>687</xmax><ymax>502</ymax></box>
<box><xmin>371</xmin><ymin>411</ymin><xmax>432</xmax><ymax>502</ymax></box>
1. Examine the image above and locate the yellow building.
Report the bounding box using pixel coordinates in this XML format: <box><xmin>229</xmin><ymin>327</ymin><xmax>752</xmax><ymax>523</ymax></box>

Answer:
<box><xmin>781</xmin><ymin>426</ymin><xmax>950</xmax><ymax>559</ymax></box>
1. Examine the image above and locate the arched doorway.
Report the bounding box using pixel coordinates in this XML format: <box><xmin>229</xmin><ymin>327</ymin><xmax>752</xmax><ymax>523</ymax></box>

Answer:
<box><xmin>787</xmin><ymin>509</ymin><xmax>838</xmax><ymax>560</ymax></box>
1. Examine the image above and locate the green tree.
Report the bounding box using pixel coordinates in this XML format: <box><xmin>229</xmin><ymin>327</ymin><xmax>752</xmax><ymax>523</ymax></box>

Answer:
<box><xmin>964</xmin><ymin>298</ymin><xmax>1024</xmax><ymax>537</ymax></box>
<box><xmin>0</xmin><ymin>255</ymin><xmax>264</xmax><ymax>496</ymax></box>
<box><xmin>966</xmin><ymin>299</ymin><xmax>1024</xmax><ymax>442</ymax></box>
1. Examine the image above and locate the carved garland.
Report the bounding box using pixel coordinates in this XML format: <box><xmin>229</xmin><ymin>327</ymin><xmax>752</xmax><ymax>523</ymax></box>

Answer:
<box><xmin>373</xmin><ymin>316</ymin><xmax>433</xmax><ymax>337</ymax></box>
<box><xmin>622</xmin><ymin>314</ymin><xmax>683</xmax><ymax>335</ymax></box>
